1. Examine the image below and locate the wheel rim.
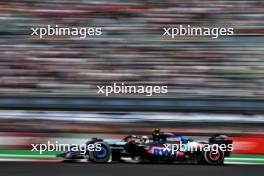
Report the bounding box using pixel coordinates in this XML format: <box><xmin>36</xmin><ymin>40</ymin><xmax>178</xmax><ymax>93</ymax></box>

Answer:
<box><xmin>208</xmin><ymin>150</ymin><xmax>221</xmax><ymax>161</ymax></box>
<box><xmin>93</xmin><ymin>146</ymin><xmax>107</xmax><ymax>159</ymax></box>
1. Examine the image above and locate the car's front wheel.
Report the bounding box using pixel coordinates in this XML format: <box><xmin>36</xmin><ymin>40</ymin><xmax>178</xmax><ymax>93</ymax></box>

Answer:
<box><xmin>88</xmin><ymin>142</ymin><xmax>112</xmax><ymax>163</ymax></box>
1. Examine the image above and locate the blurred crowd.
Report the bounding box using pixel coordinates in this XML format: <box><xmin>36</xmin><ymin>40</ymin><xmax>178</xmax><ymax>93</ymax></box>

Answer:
<box><xmin>0</xmin><ymin>110</ymin><xmax>263</xmax><ymax>133</ymax></box>
<box><xmin>0</xmin><ymin>0</ymin><xmax>263</xmax><ymax>98</ymax></box>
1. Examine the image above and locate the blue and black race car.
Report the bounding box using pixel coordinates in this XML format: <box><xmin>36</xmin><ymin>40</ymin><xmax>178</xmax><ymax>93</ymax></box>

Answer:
<box><xmin>57</xmin><ymin>129</ymin><xmax>233</xmax><ymax>165</ymax></box>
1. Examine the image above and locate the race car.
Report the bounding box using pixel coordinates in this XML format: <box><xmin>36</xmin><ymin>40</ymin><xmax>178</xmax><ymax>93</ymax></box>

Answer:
<box><xmin>57</xmin><ymin>129</ymin><xmax>233</xmax><ymax>165</ymax></box>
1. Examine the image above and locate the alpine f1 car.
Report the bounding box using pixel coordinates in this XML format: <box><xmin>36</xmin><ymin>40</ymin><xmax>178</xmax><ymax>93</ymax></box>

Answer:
<box><xmin>57</xmin><ymin>130</ymin><xmax>233</xmax><ymax>165</ymax></box>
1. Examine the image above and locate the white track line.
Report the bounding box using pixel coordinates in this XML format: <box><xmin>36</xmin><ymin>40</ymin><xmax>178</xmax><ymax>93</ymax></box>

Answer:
<box><xmin>225</xmin><ymin>158</ymin><xmax>264</xmax><ymax>161</ymax></box>
<box><xmin>0</xmin><ymin>154</ymin><xmax>55</xmax><ymax>158</ymax></box>
<box><xmin>225</xmin><ymin>161</ymin><xmax>264</xmax><ymax>165</ymax></box>
<box><xmin>0</xmin><ymin>157</ymin><xmax>262</xmax><ymax>165</ymax></box>
<box><xmin>0</xmin><ymin>158</ymin><xmax>62</xmax><ymax>162</ymax></box>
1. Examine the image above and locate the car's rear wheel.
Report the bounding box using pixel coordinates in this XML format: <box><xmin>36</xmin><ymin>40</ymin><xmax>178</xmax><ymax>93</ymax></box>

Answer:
<box><xmin>204</xmin><ymin>148</ymin><xmax>224</xmax><ymax>165</ymax></box>
<box><xmin>88</xmin><ymin>142</ymin><xmax>111</xmax><ymax>163</ymax></box>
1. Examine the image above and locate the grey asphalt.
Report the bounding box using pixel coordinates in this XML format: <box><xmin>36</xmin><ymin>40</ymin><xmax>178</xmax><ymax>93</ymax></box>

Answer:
<box><xmin>0</xmin><ymin>162</ymin><xmax>263</xmax><ymax>176</ymax></box>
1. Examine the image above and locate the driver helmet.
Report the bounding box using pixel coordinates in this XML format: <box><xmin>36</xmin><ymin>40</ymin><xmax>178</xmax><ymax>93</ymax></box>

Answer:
<box><xmin>152</xmin><ymin>128</ymin><xmax>161</xmax><ymax>141</ymax></box>
<box><xmin>141</xmin><ymin>136</ymin><xmax>149</xmax><ymax>143</ymax></box>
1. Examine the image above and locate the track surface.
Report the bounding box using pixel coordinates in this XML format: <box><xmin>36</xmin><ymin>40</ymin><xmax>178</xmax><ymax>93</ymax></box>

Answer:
<box><xmin>0</xmin><ymin>162</ymin><xmax>263</xmax><ymax>176</ymax></box>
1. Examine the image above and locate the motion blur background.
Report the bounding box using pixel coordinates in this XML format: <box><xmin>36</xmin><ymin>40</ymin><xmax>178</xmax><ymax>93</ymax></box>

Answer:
<box><xmin>0</xmin><ymin>0</ymin><xmax>263</xmax><ymax>159</ymax></box>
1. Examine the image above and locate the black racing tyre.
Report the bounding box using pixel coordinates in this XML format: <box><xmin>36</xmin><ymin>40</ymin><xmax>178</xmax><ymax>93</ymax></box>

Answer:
<box><xmin>204</xmin><ymin>148</ymin><xmax>225</xmax><ymax>165</ymax></box>
<box><xmin>88</xmin><ymin>142</ymin><xmax>111</xmax><ymax>163</ymax></box>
